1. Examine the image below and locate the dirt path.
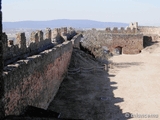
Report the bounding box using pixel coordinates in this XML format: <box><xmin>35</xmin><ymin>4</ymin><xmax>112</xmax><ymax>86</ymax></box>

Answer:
<box><xmin>109</xmin><ymin>41</ymin><xmax>160</xmax><ymax>119</ymax></box>
<box><xmin>48</xmin><ymin>42</ymin><xmax>160</xmax><ymax>120</ymax></box>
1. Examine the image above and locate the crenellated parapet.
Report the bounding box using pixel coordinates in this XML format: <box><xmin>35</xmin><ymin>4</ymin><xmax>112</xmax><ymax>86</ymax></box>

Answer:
<box><xmin>105</xmin><ymin>27</ymin><xmax>111</xmax><ymax>32</ymax></box>
<box><xmin>37</xmin><ymin>30</ymin><xmax>44</xmax><ymax>42</ymax></box>
<box><xmin>3</xmin><ymin>27</ymin><xmax>78</xmax><ymax>66</ymax></box>
<box><xmin>15</xmin><ymin>33</ymin><xmax>26</xmax><ymax>49</ymax></box>
<box><xmin>59</xmin><ymin>27</ymin><xmax>77</xmax><ymax>41</ymax></box>
<box><xmin>61</xmin><ymin>27</ymin><xmax>67</xmax><ymax>35</ymax></box>
<box><xmin>45</xmin><ymin>28</ymin><xmax>51</xmax><ymax>40</ymax></box>
<box><xmin>52</xmin><ymin>28</ymin><xmax>60</xmax><ymax>39</ymax></box>
<box><xmin>60</xmin><ymin>27</ymin><xmax>68</xmax><ymax>40</ymax></box>
<box><xmin>68</xmin><ymin>27</ymin><xmax>77</xmax><ymax>39</ymax></box>
<box><xmin>1</xmin><ymin>30</ymin><xmax>83</xmax><ymax>117</ymax></box>
<box><xmin>52</xmin><ymin>28</ymin><xmax>65</xmax><ymax>44</ymax></box>
<box><xmin>105</xmin><ymin>27</ymin><xmax>138</xmax><ymax>34</ymax></box>
<box><xmin>112</xmin><ymin>27</ymin><xmax>118</xmax><ymax>33</ymax></box>
<box><xmin>30</xmin><ymin>31</ymin><xmax>39</xmax><ymax>43</ymax></box>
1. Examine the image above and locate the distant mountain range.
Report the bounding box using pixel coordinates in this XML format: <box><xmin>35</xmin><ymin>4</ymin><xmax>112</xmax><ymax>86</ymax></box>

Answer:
<box><xmin>3</xmin><ymin>19</ymin><xmax>128</xmax><ymax>29</ymax></box>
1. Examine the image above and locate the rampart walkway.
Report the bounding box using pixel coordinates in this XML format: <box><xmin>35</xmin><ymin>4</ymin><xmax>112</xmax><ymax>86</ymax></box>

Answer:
<box><xmin>48</xmin><ymin>49</ymin><xmax>128</xmax><ymax>120</ymax></box>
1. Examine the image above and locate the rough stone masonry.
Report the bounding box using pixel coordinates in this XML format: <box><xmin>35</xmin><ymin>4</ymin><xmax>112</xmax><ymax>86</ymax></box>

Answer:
<box><xmin>0</xmin><ymin>0</ymin><xmax>5</xmax><ymax>119</ymax></box>
<box><xmin>0</xmin><ymin>15</ymin><xmax>82</xmax><ymax>118</ymax></box>
<box><xmin>3</xmin><ymin>41</ymin><xmax>73</xmax><ymax>116</ymax></box>
<box><xmin>81</xmin><ymin>28</ymin><xmax>143</xmax><ymax>57</ymax></box>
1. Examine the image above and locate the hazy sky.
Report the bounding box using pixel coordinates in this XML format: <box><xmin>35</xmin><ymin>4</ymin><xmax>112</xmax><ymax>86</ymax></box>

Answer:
<box><xmin>2</xmin><ymin>0</ymin><xmax>160</xmax><ymax>26</ymax></box>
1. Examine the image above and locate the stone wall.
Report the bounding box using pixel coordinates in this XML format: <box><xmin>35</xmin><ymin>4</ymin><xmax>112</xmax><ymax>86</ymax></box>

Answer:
<box><xmin>0</xmin><ymin>0</ymin><xmax>5</xmax><ymax>119</ymax></box>
<box><xmin>0</xmin><ymin>25</ymin><xmax>81</xmax><ymax>117</ymax></box>
<box><xmin>71</xmin><ymin>33</ymin><xmax>83</xmax><ymax>49</ymax></box>
<box><xmin>82</xmin><ymin>30</ymin><xmax>143</xmax><ymax>56</ymax></box>
<box><xmin>52</xmin><ymin>28</ymin><xmax>65</xmax><ymax>44</ymax></box>
<box><xmin>2</xmin><ymin>41</ymin><xmax>73</xmax><ymax>116</ymax></box>
<box><xmin>52</xmin><ymin>27</ymin><xmax>77</xmax><ymax>42</ymax></box>
<box><xmin>3</xmin><ymin>30</ymin><xmax>53</xmax><ymax>66</ymax></box>
<box><xmin>3</xmin><ymin>27</ymin><xmax>77</xmax><ymax>66</ymax></box>
<box><xmin>138</xmin><ymin>26</ymin><xmax>160</xmax><ymax>41</ymax></box>
<box><xmin>111</xmin><ymin>34</ymin><xmax>143</xmax><ymax>54</ymax></box>
<box><xmin>129</xmin><ymin>22</ymin><xmax>160</xmax><ymax>41</ymax></box>
<box><xmin>105</xmin><ymin>27</ymin><xmax>137</xmax><ymax>34</ymax></box>
<box><xmin>138</xmin><ymin>26</ymin><xmax>160</xmax><ymax>35</ymax></box>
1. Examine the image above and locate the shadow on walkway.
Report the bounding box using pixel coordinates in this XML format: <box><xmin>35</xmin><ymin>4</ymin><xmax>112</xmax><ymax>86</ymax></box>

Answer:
<box><xmin>48</xmin><ymin>49</ymin><xmax>132</xmax><ymax>120</ymax></box>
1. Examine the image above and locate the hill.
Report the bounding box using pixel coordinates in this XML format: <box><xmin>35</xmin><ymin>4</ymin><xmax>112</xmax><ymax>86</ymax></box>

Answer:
<box><xmin>3</xmin><ymin>19</ymin><xmax>128</xmax><ymax>29</ymax></box>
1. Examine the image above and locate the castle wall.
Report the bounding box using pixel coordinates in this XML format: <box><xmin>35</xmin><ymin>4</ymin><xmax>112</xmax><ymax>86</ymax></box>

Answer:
<box><xmin>138</xmin><ymin>26</ymin><xmax>160</xmax><ymax>35</ymax></box>
<box><xmin>1</xmin><ymin>27</ymin><xmax>82</xmax><ymax>117</ymax></box>
<box><xmin>3</xmin><ymin>29</ymin><xmax>54</xmax><ymax>66</ymax></box>
<box><xmin>105</xmin><ymin>27</ymin><xmax>137</xmax><ymax>34</ymax></box>
<box><xmin>137</xmin><ymin>26</ymin><xmax>160</xmax><ymax>41</ymax></box>
<box><xmin>71</xmin><ymin>33</ymin><xmax>83</xmax><ymax>49</ymax></box>
<box><xmin>110</xmin><ymin>34</ymin><xmax>143</xmax><ymax>54</ymax></box>
<box><xmin>82</xmin><ymin>30</ymin><xmax>143</xmax><ymax>55</ymax></box>
<box><xmin>3</xmin><ymin>27</ymin><xmax>77</xmax><ymax>67</ymax></box>
<box><xmin>52</xmin><ymin>28</ymin><xmax>65</xmax><ymax>44</ymax></box>
<box><xmin>2</xmin><ymin>41</ymin><xmax>73</xmax><ymax>116</ymax></box>
<box><xmin>128</xmin><ymin>22</ymin><xmax>160</xmax><ymax>41</ymax></box>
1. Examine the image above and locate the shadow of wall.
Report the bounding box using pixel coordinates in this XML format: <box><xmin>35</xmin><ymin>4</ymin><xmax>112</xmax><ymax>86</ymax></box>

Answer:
<box><xmin>48</xmin><ymin>49</ymin><xmax>132</xmax><ymax>120</ymax></box>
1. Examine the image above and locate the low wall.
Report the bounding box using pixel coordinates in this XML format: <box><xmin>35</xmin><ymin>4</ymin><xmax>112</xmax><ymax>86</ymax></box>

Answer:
<box><xmin>128</xmin><ymin>23</ymin><xmax>160</xmax><ymax>41</ymax></box>
<box><xmin>2</xmin><ymin>41</ymin><xmax>73</xmax><ymax>116</ymax></box>
<box><xmin>138</xmin><ymin>26</ymin><xmax>160</xmax><ymax>41</ymax></box>
<box><xmin>138</xmin><ymin>26</ymin><xmax>160</xmax><ymax>35</ymax></box>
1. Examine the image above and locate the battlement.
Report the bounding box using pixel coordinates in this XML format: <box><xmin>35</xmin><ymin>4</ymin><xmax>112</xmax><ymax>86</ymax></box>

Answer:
<box><xmin>3</xmin><ymin>31</ymin><xmax>52</xmax><ymax>66</ymax></box>
<box><xmin>2</xmin><ymin>28</ymin><xmax>82</xmax><ymax>116</ymax></box>
<box><xmin>105</xmin><ymin>27</ymin><xmax>137</xmax><ymax>34</ymax></box>
<box><xmin>3</xmin><ymin>27</ymin><xmax>77</xmax><ymax>66</ymax></box>
<box><xmin>3</xmin><ymin>40</ymin><xmax>72</xmax><ymax>77</ymax></box>
<box><xmin>2</xmin><ymin>40</ymin><xmax>73</xmax><ymax>116</ymax></box>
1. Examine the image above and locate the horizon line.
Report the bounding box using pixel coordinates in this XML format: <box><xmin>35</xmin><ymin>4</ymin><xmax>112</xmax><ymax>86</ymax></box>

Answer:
<box><xmin>2</xmin><ymin>19</ymin><xmax>129</xmax><ymax>23</ymax></box>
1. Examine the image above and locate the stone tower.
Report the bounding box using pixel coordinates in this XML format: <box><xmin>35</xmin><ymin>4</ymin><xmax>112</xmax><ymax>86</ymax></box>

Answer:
<box><xmin>129</xmin><ymin>22</ymin><xmax>138</xmax><ymax>29</ymax></box>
